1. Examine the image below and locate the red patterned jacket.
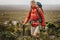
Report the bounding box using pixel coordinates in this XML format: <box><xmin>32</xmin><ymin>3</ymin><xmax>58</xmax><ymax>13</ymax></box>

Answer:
<box><xmin>24</xmin><ymin>6</ymin><xmax>45</xmax><ymax>27</ymax></box>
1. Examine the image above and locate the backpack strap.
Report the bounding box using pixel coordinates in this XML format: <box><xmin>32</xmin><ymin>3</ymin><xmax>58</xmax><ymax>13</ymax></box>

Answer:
<box><xmin>29</xmin><ymin>7</ymin><xmax>42</xmax><ymax>17</ymax></box>
<box><xmin>29</xmin><ymin>8</ymin><xmax>42</xmax><ymax>23</ymax></box>
<box><xmin>36</xmin><ymin>8</ymin><xmax>42</xmax><ymax>23</ymax></box>
<box><xmin>36</xmin><ymin>8</ymin><xmax>40</xmax><ymax>17</ymax></box>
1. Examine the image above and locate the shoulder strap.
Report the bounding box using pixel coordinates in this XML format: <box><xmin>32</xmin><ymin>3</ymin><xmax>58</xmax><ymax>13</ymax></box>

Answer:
<box><xmin>36</xmin><ymin>8</ymin><xmax>42</xmax><ymax>23</ymax></box>
<box><xmin>29</xmin><ymin>8</ymin><xmax>43</xmax><ymax>17</ymax></box>
<box><xmin>36</xmin><ymin>8</ymin><xmax>41</xmax><ymax>18</ymax></box>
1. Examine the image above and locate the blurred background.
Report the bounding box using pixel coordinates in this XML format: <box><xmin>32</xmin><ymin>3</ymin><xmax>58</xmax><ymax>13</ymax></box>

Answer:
<box><xmin>0</xmin><ymin>0</ymin><xmax>60</xmax><ymax>23</ymax></box>
<box><xmin>0</xmin><ymin>0</ymin><xmax>60</xmax><ymax>40</ymax></box>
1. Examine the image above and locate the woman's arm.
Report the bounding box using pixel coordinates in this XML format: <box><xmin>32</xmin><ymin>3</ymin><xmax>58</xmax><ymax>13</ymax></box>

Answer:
<box><xmin>38</xmin><ymin>8</ymin><xmax>45</xmax><ymax>27</ymax></box>
<box><xmin>23</xmin><ymin>12</ymin><xmax>31</xmax><ymax>24</ymax></box>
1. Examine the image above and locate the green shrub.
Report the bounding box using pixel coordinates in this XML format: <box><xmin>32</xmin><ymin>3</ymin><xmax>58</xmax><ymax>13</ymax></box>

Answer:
<box><xmin>0</xmin><ymin>24</ymin><xmax>20</xmax><ymax>40</ymax></box>
<box><xmin>47</xmin><ymin>22</ymin><xmax>60</xmax><ymax>38</ymax></box>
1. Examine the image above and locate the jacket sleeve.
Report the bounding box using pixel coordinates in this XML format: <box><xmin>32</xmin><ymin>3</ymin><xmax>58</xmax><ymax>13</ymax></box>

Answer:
<box><xmin>23</xmin><ymin>11</ymin><xmax>31</xmax><ymax>24</ymax></box>
<box><xmin>38</xmin><ymin>8</ymin><xmax>45</xmax><ymax>26</ymax></box>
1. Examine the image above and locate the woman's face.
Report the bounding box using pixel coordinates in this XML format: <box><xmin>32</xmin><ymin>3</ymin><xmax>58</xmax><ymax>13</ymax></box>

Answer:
<box><xmin>31</xmin><ymin>1</ymin><xmax>37</xmax><ymax>7</ymax></box>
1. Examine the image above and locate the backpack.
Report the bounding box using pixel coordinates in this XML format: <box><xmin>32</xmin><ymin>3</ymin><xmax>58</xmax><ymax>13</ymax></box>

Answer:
<box><xmin>37</xmin><ymin>2</ymin><xmax>43</xmax><ymax>12</ymax></box>
<box><xmin>30</xmin><ymin>2</ymin><xmax>43</xmax><ymax>24</ymax></box>
<box><xmin>37</xmin><ymin>2</ymin><xmax>42</xmax><ymax>8</ymax></box>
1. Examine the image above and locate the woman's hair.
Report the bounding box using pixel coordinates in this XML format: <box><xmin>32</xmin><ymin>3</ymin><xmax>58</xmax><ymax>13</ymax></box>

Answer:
<box><xmin>30</xmin><ymin>0</ymin><xmax>37</xmax><ymax>8</ymax></box>
<box><xmin>31</xmin><ymin>0</ymin><xmax>36</xmax><ymax>3</ymax></box>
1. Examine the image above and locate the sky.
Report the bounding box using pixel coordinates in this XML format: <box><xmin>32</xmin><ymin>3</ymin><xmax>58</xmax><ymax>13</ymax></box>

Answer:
<box><xmin>0</xmin><ymin>0</ymin><xmax>60</xmax><ymax>5</ymax></box>
<box><xmin>0</xmin><ymin>0</ymin><xmax>60</xmax><ymax>10</ymax></box>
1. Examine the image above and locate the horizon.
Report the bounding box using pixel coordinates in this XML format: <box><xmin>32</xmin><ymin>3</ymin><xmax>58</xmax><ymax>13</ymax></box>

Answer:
<box><xmin>0</xmin><ymin>5</ymin><xmax>60</xmax><ymax>11</ymax></box>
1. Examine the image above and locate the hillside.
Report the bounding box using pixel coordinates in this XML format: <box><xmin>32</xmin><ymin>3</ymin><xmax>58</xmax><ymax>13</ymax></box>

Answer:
<box><xmin>0</xmin><ymin>10</ymin><xmax>60</xmax><ymax>23</ymax></box>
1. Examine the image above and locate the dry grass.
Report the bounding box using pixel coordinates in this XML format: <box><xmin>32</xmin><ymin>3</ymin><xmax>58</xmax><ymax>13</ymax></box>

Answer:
<box><xmin>0</xmin><ymin>10</ymin><xmax>60</xmax><ymax>23</ymax></box>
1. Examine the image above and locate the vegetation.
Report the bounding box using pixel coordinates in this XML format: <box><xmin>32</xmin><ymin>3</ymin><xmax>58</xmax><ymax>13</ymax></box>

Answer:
<box><xmin>0</xmin><ymin>21</ymin><xmax>20</xmax><ymax>40</ymax></box>
<box><xmin>0</xmin><ymin>21</ymin><xmax>60</xmax><ymax>40</ymax></box>
<box><xmin>0</xmin><ymin>11</ymin><xmax>60</xmax><ymax>40</ymax></box>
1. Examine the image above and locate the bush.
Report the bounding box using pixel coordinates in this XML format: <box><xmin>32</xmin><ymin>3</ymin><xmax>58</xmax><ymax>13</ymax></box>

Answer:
<box><xmin>0</xmin><ymin>23</ymin><xmax>20</xmax><ymax>40</ymax></box>
<box><xmin>47</xmin><ymin>22</ymin><xmax>60</xmax><ymax>38</ymax></box>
